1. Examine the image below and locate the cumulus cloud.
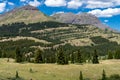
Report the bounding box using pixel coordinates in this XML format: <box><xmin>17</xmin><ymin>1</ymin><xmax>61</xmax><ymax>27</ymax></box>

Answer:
<box><xmin>44</xmin><ymin>0</ymin><xmax>66</xmax><ymax>7</ymax></box>
<box><xmin>84</xmin><ymin>0</ymin><xmax>120</xmax><ymax>9</ymax></box>
<box><xmin>67</xmin><ymin>0</ymin><xmax>83</xmax><ymax>9</ymax></box>
<box><xmin>85</xmin><ymin>0</ymin><xmax>113</xmax><ymax>9</ymax></box>
<box><xmin>0</xmin><ymin>2</ymin><xmax>6</xmax><ymax>13</ymax></box>
<box><xmin>8</xmin><ymin>2</ymin><xmax>14</xmax><ymax>6</ymax></box>
<box><xmin>29</xmin><ymin>0</ymin><xmax>41</xmax><ymax>7</ymax></box>
<box><xmin>51</xmin><ymin>11</ymin><xmax>65</xmax><ymax>16</ymax></box>
<box><xmin>104</xmin><ymin>20</ymin><xmax>109</xmax><ymax>23</ymax></box>
<box><xmin>88</xmin><ymin>8</ymin><xmax>120</xmax><ymax>17</ymax></box>
<box><xmin>20</xmin><ymin>0</ymin><xmax>26</xmax><ymax>2</ymax></box>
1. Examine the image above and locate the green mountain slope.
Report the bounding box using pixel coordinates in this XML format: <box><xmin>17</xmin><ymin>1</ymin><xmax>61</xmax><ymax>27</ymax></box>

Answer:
<box><xmin>0</xmin><ymin>21</ymin><xmax>120</xmax><ymax>56</ymax></box>
<box><xmin>0</xmin><ymin>5</ymin><xmax>120</xmax><ymax>56</ymax></box>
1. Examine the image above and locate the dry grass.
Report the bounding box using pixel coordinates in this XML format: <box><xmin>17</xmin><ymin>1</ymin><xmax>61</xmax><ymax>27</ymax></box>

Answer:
<box><xmin>67</xmin><ymin>38</ymin><xmax>93</xmax><ymax>46</ymax></box>
<box><xmin>0</xmin><ymin>59</ymin><xmax>120</xmax><ymax>80</ymax></box>
<box><xmin>0</xmin><ymin>36</ymin><xmax>51</xmax><ymax>44</ymax></box>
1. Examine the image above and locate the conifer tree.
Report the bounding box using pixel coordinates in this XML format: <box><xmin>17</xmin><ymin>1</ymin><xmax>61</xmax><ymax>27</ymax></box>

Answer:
<box><xmin>92</xmin><ymin>49</ymin><xmax>99</xmax><ymax>64</ymax></box>
<box><xmin>15</xmin><ymin>47</ymin><xmax>23</xmax><ymax>62</ymax></box>
<box><xmin>77</xmin><ymin>50</ymin><xmax>83</xmax><ymax>63</ymax></box>
<box><xmin>70</xmin><ymin>53</ymin><xmax>75</xmax><ymax>64</ymax></box>
<box><xmin>108</xmin><ymin>51</ymin><xmax>113</xmax><ymax>59</ymax></box>
<box><xmin>102</xmin><ymin>69</ymin><xmax>107</xmax><ymax>80</ymax></box>
<box><xmin>114</xmin><ymin>50</ymin><xmax>120</xmax><ymax>59</ymax></box>
<box><xmin>16</xmin><ymin>71</ymin><xmax>19</xmax><ymax>78</ymax></box>
<box><xmin>56</xmin><ymin>48</ymin><xmax>68</xmax><ymax>65</ymax></box>
<box><xmin>34</xmin><ymin>49</ymin><xmax>43</xmax><ymax>63</ymax></box>
<box><xmin>79</xmin><ymin>71</ymin><xmax>83</xmax><ymax>80</ymax></box>
<box><xmin>0</xmin><ymin>49</ymin><xmax>2</xmax><ymax>58</ymax></box>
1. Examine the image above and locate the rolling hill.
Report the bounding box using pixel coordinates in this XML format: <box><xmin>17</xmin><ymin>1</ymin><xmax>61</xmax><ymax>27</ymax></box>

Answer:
<box><xmin>0</xmin><ymin>5</ymin><xmax>120</xmax><ymax>56</ymax></box>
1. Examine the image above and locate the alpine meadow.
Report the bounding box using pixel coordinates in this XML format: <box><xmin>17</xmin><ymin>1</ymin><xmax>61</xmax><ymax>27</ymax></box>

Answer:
<box><xmin>0</xmin><ymin>1</ymin><xmax>120</xmax><ymax>80</ymax></box>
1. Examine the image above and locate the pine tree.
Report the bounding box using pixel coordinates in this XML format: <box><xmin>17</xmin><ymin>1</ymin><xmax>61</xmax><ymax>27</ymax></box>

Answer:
<box><xmin>79</xmin><ymin>71</ymin><xmax>83</xmax><ymax>80</ymax></box>
<box><xmin>34</xmin><ymin>49</ymin><xmax>43</xmax><ymax>63</ymax></box>
<box><xmin>92</xmin><ymin>49</ymin><xmax>99</xmax><ymax>64</ymax></box>
<box><xmin>16</xmin><ymin>71</ymin><xmax>19</xmax><ymax>78</ymax></box>
<box><xmin>102</xmin><ymin>69</ymin><xmax>107</xmax><ymax>80</ymax></box>
<box><xmin>114</xmin><ymin>50</ymin><xmax>120</xmax><ymax>59</ymax></box>
<box><xmin>70</xmin><ymin>53</ymin><xmax>75</xmax><ymax>64</ymax></box>
<box><xmin>15</xmin><ymin>47</ymin><xmax>23</xmax><ymax>62</ymax></box>
<box><xmin>77</xmin><ymin>50</ymin><xmax>83</xmax><ymax>63</ymax></box>
<box><xmin>56</xmin><ymin>48</ymin><xmax>68</xmax><ymax>65</ymax></box>
<box><xmin>108</xmin><ymin>51</ymin><xmax>113</xmax><ymax>59</ymax></box>
<box><xmin>2</xmin><ymin>51</ymin><xmax>7</xmax><ymax>58</ymax></box>
<box><xmin>0</xmin><ymin>49</ymin><xmax>2</xmax><ymax>58</ymax></box>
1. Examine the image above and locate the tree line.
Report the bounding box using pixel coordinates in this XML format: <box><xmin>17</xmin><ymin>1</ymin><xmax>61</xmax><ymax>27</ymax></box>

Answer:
<box><xmin>13</xmin><ymin>46</ymin><xmax>120</xmax><ymax>65</ymax></box>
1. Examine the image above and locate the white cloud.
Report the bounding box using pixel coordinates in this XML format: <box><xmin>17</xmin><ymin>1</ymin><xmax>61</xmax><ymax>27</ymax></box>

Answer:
<box><xmin>45</xmin><ymin>0</ymin><xmax>66</xmax><ymax>7</ymax></box>
<box><xmin>67</xmin><ymin>0</ymin><xmax>83</xmax><ymax>9</ymax></box>
<box><xmin>20</xmin><ymin>0</ymin><xmax>27</xmax><ymax>2</ymax></box>
<box><xmin>29</xmin><ymin>0</ymin><xmax>41</xmax><ymax>7</ymax></box>
<box><xmin>55</xmin><ymin>11</ymin><xmax>65</xmax><ymax>14</ymax></box>
<box><xmin>51</xmin><ymin>11</ymin><xmax>65</xmax><ymax>16</ymax></box>
<box><xmin>85</xmin><ymin>0</ymin><xmax>113</xmax><ymax>9</ymax></box>
<box><xmin>88</xmin><ymin>8</ymin><xmax>120</xmax><ymax>17</ymax></box>
<box><xmin>8</xmin><ymin>2</ymin><xmax>14</xmax><ymax>6</ymax></box>
<box><xmin>0</xmin><ymin>2</ymin><xmax>6</xmax><ymax>13</ymax></box>
<box><xmin>104</xmin><ymin>20</ymin><xmax>109</xmax><ymax>23</ymax></box>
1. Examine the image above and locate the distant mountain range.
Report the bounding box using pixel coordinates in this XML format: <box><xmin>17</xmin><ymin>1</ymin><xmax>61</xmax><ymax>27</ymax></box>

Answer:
<box><xmin>0</xmin><ymin>5</ymin><xmax>110</xmax><ymax>30</ymax></box>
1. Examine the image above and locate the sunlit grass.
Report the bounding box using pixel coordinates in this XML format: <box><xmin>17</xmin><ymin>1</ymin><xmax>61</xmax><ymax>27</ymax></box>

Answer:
<box><xmin>0</xmin><ymin>58</ymin><xmax>120</xmax><ymax>80</ymax></box>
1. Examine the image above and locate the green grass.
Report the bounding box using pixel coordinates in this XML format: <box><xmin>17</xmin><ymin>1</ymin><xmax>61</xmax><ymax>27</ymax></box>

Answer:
<box><xmin>0</xmin><ymin>58</ymin><xmax>120</xmax><ymax>80</ymax></box>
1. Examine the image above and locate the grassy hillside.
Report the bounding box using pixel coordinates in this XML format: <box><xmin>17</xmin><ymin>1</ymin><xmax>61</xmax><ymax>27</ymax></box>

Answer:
<box><xmin>0</xmin><ymin>59</ymin><xmax>120</xmax><ymax>80</ymax></box>
<box><xmin>0</xmin><ymin>5</ymin><xmax>53</xmax><ymax>25</ymax></box>
<box><xmin>0</xmin><ymin>21</ymin><xmax>120</xmax><ymax>56</ymax></box>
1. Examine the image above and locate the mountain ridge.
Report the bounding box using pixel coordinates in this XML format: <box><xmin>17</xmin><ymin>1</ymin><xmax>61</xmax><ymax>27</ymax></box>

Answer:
<box><xmin>0</xmin><ymin>5</ymin><xmax>53</xmax><ymax>25</ymax></box>
<box><xmin>0</xmin><ymin>5</ymin><xmax>112</xmax><ymax>30</ymax></box>
<box><xmin>52</xmin><ymin>12</ymin><xmax>110</xmax><ymax>30</ymax></box>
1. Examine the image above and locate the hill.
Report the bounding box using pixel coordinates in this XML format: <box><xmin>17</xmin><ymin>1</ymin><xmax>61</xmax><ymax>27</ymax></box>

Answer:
<box><xmin>0</xmin><ymin>5</ymin><xmax>53</xmax><ymax>25</ymax></box>
<box><xmin>0</xmin><ymin>5</ymin><xmax>120</xmax><ymax>57</ymax></box>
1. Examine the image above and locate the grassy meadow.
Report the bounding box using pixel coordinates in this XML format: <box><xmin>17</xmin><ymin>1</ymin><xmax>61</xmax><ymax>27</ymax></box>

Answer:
<box><xmin>0</xmin><ymin>58</ymin><xmax>120</xmax><ymax>80</ymax></box>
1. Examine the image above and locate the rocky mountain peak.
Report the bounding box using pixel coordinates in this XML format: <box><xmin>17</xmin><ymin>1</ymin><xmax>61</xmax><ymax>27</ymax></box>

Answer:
<box><xmin>0</xmin><ymin>5</ymin><xmax>52</xmax><ymax>25</ymax></box>
<box><xmin>52</xmin><ymin>12</ymin><xmax>110</xmax><ymax>29</ymax></box>
<box><xmin>19</xmin><ymin>5</ymin><xmax>39</xmax><ymax>11</ymax></box>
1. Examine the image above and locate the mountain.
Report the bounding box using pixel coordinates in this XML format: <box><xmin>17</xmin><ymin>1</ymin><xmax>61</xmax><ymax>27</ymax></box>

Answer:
<box><xmin>52</xmin><ymin>13</ymin><xmax>110</xmax><ymax>29</ymax></box>
<box><xmin>0</xmin><ymin>5</ymin><xmax>120</xmax><ymax>56</ymax></box>
<box><xmin>0</xmin><ymin>5</ymin><xmax>52</xmax><ymax>25</ymax></box>
<box><xmin>0</xmin><ymin>5</ymin><xmax>111</xmax><ymax>30</ymax></box>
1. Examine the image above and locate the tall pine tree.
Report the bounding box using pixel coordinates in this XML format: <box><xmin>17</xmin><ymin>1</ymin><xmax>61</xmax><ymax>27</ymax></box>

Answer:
<box><xmin>92</xmin><ymin>49</ymin><xmax>99</xmax><ymax>64</ymax></box>
<box><xmin>76</xmin><ymin>50</ymin><xmax>83</xmax><ymax>63</ymax></box>
<box><xmin>70</xmin><ymin>53</ymin><xmax>75</xmax><ymax>64</ymax></box>
<box><xmin>102</xmin><ymin>69</ymin><xmax>107</xmax><ymax>80</ymax></box>
<box><xmin>0</xmin><ymin>49</ymin><xmax>2</xmax><ymax>58</ymax></box>
<box><xmin>15</xmin><ymin>47</ymin><xmax>23</xmax><ymax>62</ymax></box>
<box><xmin>34</xmin><ymin>49</ymin><xmax>43</xmax><ymax>63</ymax></box>
<box><xmin>56</xmin><ymin>47</ymin><xmax>68</xmax><ymax>65</ymax></box>
<box><xmin>108</xmin><ymin>51</ymin><xmax>113</xmax><ymax>59</ymax></box>
<box><xmin>114</xmin><ymin>50</ymin><xmax>120</xmax><ymax>59</ymax></box>
<box><xmin>79</xmin><ymin>71</ymin><xmax>83</xmax><ymax>80</ymax></box>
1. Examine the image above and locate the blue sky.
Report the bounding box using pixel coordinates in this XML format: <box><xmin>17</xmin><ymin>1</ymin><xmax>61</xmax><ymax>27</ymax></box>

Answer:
<box><xmin>0</xmin><ymin>0</ymin><xmax>120</xmax><ymax>31</ymax></box>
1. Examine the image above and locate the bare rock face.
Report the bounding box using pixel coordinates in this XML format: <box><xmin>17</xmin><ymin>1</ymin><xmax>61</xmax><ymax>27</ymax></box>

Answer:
<box><xmin>52</xmin><ymin>13</ymin><xmax>110</xmax><ymax>29</ymax></box>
